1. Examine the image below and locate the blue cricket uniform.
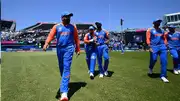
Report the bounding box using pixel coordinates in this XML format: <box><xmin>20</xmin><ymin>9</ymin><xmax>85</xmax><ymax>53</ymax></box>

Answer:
<box><xmin>119</xmin><ymin>41</ymin><xmax>124</xmax><ymax>53</ymax></box>
<box><xmin>95</xmin><ymin>29</ymin><xmax>109</xmax><ymax>74</ymax></box>
<box><xmin>146</xmin><ymin>28</ymin><xmax>167</xmax><ymax>77</ymax></box>
<box><xmin>166</xmin><ymin>31</ymin><xmax>180</xmax><ymax>70</ymax></box>
<box><xmin>45</xmin><ymin>23</ymin><xmax>80</xmax><ymax>93</ymax></box>
<box><xmin>84</xmin><ymin>33</ymin><xmax>97</xmax><ymax>74</ymax></box>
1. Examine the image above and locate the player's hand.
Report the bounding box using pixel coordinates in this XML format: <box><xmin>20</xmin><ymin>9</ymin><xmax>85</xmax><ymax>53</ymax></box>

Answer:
<box><xmin>89</xmin><ymin>39</ymin><xmax>94</xmax><ymax>42</ymax></box>
<box><xmin>96</xmin><ymin>43</ymin><xmax>100</xmax><ymax>46</ymax></box>
<box><xmin>93</xmin><ymin>37</ymin><xmax>97</xmax><ymax>42</ymax></box>
<box><xmin>76</xmin><ymin>51</ymin><xmax>80</xmax><ymax>58</ymax></box>
<box><xmin>43</xmin><ymin>43</ymin><xmax>49</xmax><ymax>51</ymax></box>
<box><xmin>105</xmin><ymin>40</ymin><xmax>109</xmax><ymax>44</ymax></box>
<box><xmin>149</xmin><ymin>48</ymin><xmax>153</xmax><ymax>52</ymax></box>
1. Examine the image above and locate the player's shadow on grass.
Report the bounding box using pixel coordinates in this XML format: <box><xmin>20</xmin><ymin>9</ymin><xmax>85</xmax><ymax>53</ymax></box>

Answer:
<box><xmin>147</xmin><ymin>73</ymin><xmax>160</xmax><ymax>78</ymax></box>
<box><xmin>94</xmin><ymin>70</ymin><xmax>114</xmax><ymax>77</ymax></box>
<box><xmin>167</xmin><ymin>69</ymin><xmax>174</xmax><ymax>74</ymax></box>
<box><xmin>55</xmin><ymin>82</ymin><xmax>87</xmax><ymax>100</ymax></box>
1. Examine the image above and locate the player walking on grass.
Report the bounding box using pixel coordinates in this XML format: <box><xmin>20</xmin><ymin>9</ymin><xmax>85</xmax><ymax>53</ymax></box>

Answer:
<box><xmin>146</xmin><ymin>19</ymin><xmax>169</xmax><ymax>83</ymax></box>
<box><xmin>120</xmin><ymin>40</ymin><xmax>124</xmax><ymax>54</ymax></box>
<box><xmin>95</xmin><ymin>22</ymin><xmax>110</xmax><ymax>78</ymax></box>
<box><xmin>165</xmin><ymin>25</ymin><xmax>180</xmax><ymax>74</ymax></box>
<box><xmin>43</xmin><ymin>12</ymin><xmax>80</xmax><ymax>101</ymax></box>
<box><xmin>84</xmin><ymin>26</ymin><xmax>97</xmax><ymax>79</ymax></box>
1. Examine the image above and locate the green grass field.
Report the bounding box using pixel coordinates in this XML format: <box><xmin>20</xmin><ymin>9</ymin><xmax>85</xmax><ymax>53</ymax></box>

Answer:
<box><xmin>1</xmin><ymin>52</ymin><xmax>180</xmax><ymax>101</ymax></box>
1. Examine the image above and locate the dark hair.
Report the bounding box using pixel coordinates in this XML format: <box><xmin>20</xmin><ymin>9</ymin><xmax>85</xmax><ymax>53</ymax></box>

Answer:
<box><xmin>95</xmin><ymin>22</ymin><xmax>102</xmax><ymax>26</ymax></box>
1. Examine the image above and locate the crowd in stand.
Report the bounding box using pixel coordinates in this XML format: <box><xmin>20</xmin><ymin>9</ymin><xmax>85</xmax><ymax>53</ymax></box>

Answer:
<box><xmin>1</xmin><ymin>28</ymin><xmax>147</xmax><ymax>51</ymax></box>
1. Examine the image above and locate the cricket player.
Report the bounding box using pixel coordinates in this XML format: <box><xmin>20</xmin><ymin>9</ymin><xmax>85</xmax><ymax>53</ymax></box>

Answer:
<box><xmin>119</xmin><ymin>40</ymin><xmax>124</xmax><ymax>54</ymax></box>
<box><xmin>43</xmin><ymin>12</ymin><xmax>80</xmax><ymax>101</ymax></box>
<box><xmin>84</xmin><ymin>26</ymin><xmax>97</xmax><ymax>79</ymax></box>
<box><xmin>146</xmin><ymin>19</ymin><xmax>169</xmax><ymax>83</ymax></box>
<box><xmin>95</xmin><ymin>22</ymin><xmax>109</xmax><ymax>78</ymax></box>
<box><xmin>165</xmin><ymin>25</ymin><xmax>180</xmax><ymax>74</ymax></box>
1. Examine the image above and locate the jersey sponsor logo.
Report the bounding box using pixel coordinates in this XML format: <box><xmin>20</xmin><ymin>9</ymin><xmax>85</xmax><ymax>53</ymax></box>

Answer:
<box><xmin>98</xmin><ymin>35</ymin><xmax>104</xmax><ymax>38</ymax></box>
<box><xmin>171</xmin><ymin>38</ymin><xmax>179</xmax><ymax>40</ymax></box>
<box><xmin>60</xmin><ymin>32</ymin><xmax>70</xmax><ymax>36</ymax></box>
<box><xmin>155</xmin><ymin>34</ymin><xmax>163</xmax><ymax>36</ymax></box>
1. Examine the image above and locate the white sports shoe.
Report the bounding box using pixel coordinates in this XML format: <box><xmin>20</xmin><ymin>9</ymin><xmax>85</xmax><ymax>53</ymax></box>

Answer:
<box><xmin>161</xmin><ymin>77</ymin><xmax>169</xmax><ymax>83</ymax></box>
<box><xmin>90</xmin><ymin>73</ymin><xmax>94</xmax><ymax>80</ymax></box>
<box><xmin>178</xmin><ymin>70</ymin><xmax>180</xmax><ymax>74</ymax></box>
<box><xmin>99</xmin><ymin>74</ymin><xmax>104</xmax><ymax>78</ymax></box>
<box><xmin>148</xmin><ymin>69</ymin><xmax>153</xmax><ymax>74</ymax></box>
<box><xmin>60</xmin><ymin>93</ymin><xmax>68</xmax><ymax>101</ymax></box>
<box><xmin>174</xmin><ymin>70</ymin><xmax>179</xmax><ymax>75</ymax></box>
<box><xmin>104</xmin><ymin>71</ymin><xmax>108</xmax><ymax>76</ymax></box>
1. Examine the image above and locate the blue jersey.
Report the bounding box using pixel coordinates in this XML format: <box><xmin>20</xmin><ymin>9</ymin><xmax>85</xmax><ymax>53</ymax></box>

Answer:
<box><xmin>95</xmin><ymin>30</ymin><xmax>109</xmax><ymax>45</ymax></box>
<box><xmin>46</xmin><ymin>23</ymin><xmax>80</xmax><ymax>52</ymax></box>
<box><xmin>146</xmin><ymin>28</ymin><xmax>166</xmax><ymax>46</ymax></box>
<box><xmin>166</xmin><ymin>32</ymin><xmax>180</xmax><ymax>48</ymax></box>
<box><xmin>84</xmin><ymin>33</ymin><xmax>97</xmax><ymax>51</ymax></box>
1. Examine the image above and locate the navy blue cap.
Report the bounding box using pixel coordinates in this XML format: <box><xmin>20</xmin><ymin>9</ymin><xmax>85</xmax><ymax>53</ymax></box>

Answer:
<box><xmin>89</xmin><ymin>26</ymin><xmax>94</xmax><ymax>30</ymax></box>
<box><xmin>95</xmin><ymin>22</ymin><xmax>102</xmax><ymax>26</ymax></box>
<box><xmin>168</xmin><ymin>25</ymin><xmax>177</xmax><ymax>28</ymax></box>
<box><xmin>153</xmin><ymin>19</ymin><xmax>162</xmax><ymax>24</ymax></box>
<box><xmin>61</xmin><ymin>12</ymin><xmax>73</xmax><ymax>18</ymax></box>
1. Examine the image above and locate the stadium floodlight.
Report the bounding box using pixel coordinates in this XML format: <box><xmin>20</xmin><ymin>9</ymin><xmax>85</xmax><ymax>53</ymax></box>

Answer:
<box><xmin>120</xmin><ymin>19</ymin><xmax>124</xmax><ymax>26</ymax></box>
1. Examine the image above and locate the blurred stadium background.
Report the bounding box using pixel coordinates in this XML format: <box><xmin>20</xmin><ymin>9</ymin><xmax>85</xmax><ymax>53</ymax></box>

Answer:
<box><xmin>1</xmin><ymin>12</ymin><xmax>180</xmax><ymax>53</ymax></box>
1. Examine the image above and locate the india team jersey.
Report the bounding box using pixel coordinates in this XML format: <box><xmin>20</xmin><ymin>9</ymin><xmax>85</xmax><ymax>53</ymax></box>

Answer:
<box><xmin>95</xmin><ymin>30</ymin><xmax>109</xmax><ymax>45</ymax></box>
<box><xmin>166</xmin><ymin>32</ymin><xmax>180</xmax><ymax>48</ymax></box>
<box><xmin>146</xmin><ymin>28</ymin><xmax>167</xmax><ymax>46</ymax></box>
<box><xmin>45</xmin><ymin>23</ymin><xmax>80</xmax><ymax>52</ymax></box>
<box><xmin>84</xmin><ymin>33</ymin><xmax>97</xmax><ymax>51</ymax></box>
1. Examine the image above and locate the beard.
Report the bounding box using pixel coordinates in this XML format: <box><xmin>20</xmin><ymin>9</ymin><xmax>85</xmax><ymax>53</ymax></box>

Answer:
<box><xmin>63</xmin><ymin>19</ymin><xmax>70</xmax><ymax>24</ymax></box>
<box><xmin>97</xmin><ymin>26</ymin><xmax>101</xmax><ymax>29</ymax></box>
<box><xmin>154</xmin><ymin>23</ymin><xmax>160</xmax><ymax>28</ymax></box>
<box><xmin>169</xmin><ymin>28</ymin><xmax>175</xmax><ymax>33</ymax></box>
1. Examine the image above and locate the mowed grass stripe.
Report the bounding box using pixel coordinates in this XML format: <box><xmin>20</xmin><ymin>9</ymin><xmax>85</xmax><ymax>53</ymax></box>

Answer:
<box><xmin>1</xmin><ymin>52</ymin><xmax>180</xmax><ymax>101</ymax></box>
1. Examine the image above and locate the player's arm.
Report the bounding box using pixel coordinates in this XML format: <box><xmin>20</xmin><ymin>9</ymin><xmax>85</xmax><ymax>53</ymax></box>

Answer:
<box><xmin>105</xmin><ymin>30</ymin><xmax>110</xmax><ymax>44</ymax></box>
<box><xmin>43</xmin><ymin>25</ymin><xmax>57</xmax><ymax>51</ymax></box>
<box><xmin>146</xmin><ymin>28</ymin><xmax>153</xmax><ymax>52</ymax></box>
<box><xmin>45</xmin><ymin>25</ymin><xmax>57</xmax><ymax>44</ymax></box>
<box><xmin>146</xmin><ymin>28</ymin><xmax>151</xmax><ymax>46</ymax></box>
<box><xmin>73</xmin><ymin>25</ymin><xmax>80</xmax><ymax>53</ymax></box>
<box><xmin>164</xmin><ymin>32</ymin><xmax>168</xmax><ymax>45</ymax></box>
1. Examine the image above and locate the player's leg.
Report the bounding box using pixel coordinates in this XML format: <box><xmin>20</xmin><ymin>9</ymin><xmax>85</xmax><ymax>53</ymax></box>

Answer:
<box><xmin>97</xmin><ymin>46</ymin><xmax>104</xmax><ymax>77</ymax></box>
<box><xmin>148</xmin><ymin>51</ymin><xmax>158</xmax><ymax>74</ymax></box>
<box><xmin>121</xmin><ymin>44</ymin><xmax>124</xmax><ymax>54</ymax></box>
<box><xmin>103</xmin><ymin>45</ymin><xmax>109</xmax><ymax>76</ymax></box>
<box><xmin>89</xmin><ymin>51</ymin><xmax>97</xmax><ymax>79</ymax></box>
<box><xmin>160</xmin><ymin>49</ymin><xmax>169</xmax><ymax>82</ymax></box>
<box><xmin>56</xmin><ymin>47</ymin><xmax>64</xmax><ymax>99</ymax></box>
<box><xmin>169</xmin><ymin>49</ymin><xmax>179</xmax><ymax>74</ymax></box>
<box><xmin>177</xmin><ymin>49</ymin><xmax>180</xmax><ymax>73</ymax></box>
<box><xmin>60</xmin><ymin>46</ymin><xmax>74</xmax><ymax>100</ymax></box>
<box><xmin>57</xmin><ymin>47</ymin><xmax>64</xmax><ymax>77</ymax></box>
